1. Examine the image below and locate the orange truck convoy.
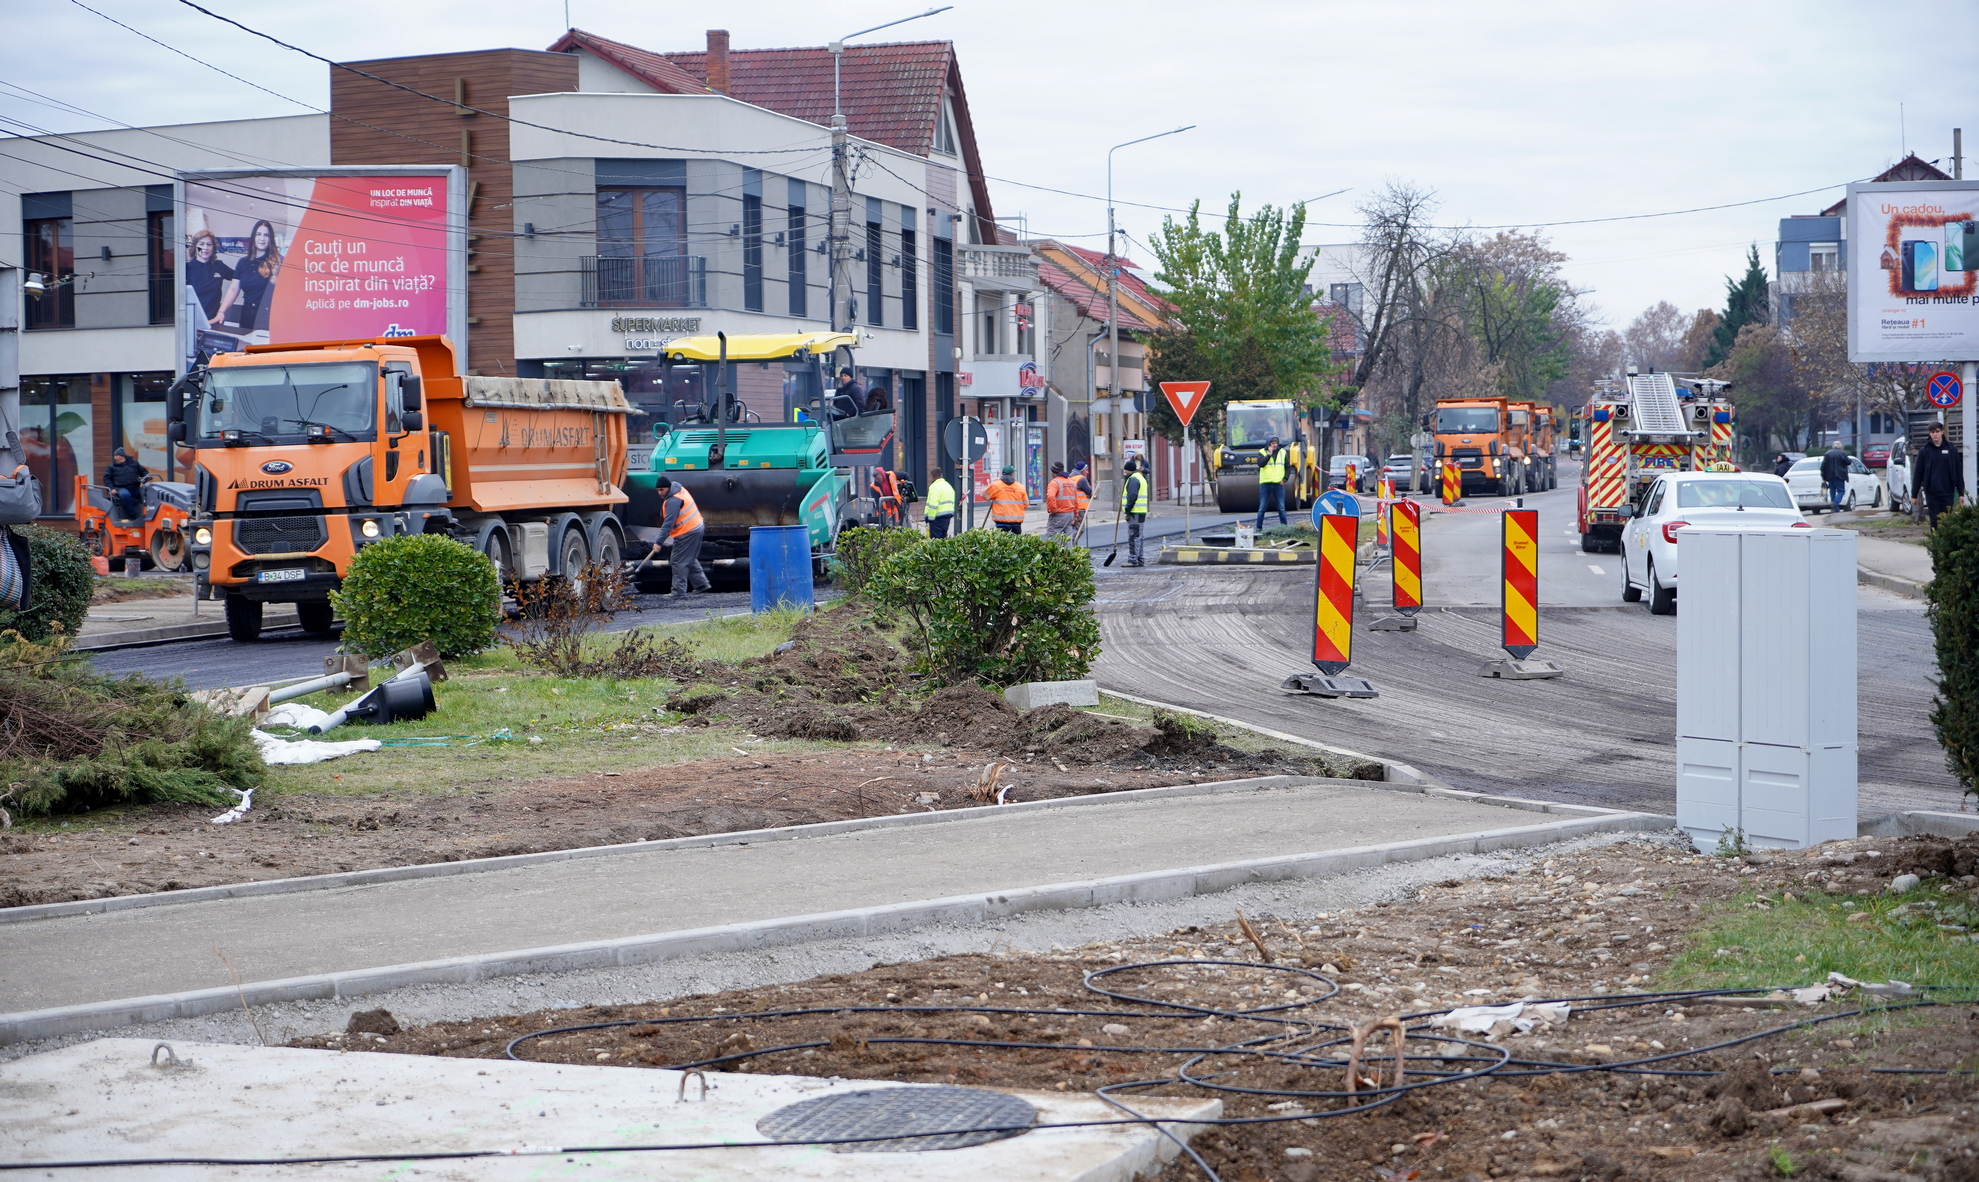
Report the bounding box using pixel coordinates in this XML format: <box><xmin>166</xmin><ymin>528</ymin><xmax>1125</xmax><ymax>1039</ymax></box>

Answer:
<box><xmin>169</xmin><ymin>335</ymin><xmax>631</xmax><ymax>641</ymax></box>
<box><xmin>1427</xmin><ymin>395</ymin><xmax>1558</xmax><ymax>497</ymax></box>
<box><xmin>1574</xmin><ymin>371</ymin><xmax>1737</xmax><ymax>553</ymax></box>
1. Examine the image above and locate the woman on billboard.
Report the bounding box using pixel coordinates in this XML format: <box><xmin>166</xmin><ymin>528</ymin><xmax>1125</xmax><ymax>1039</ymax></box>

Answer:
<box><xmin>184</xmin><ymin>230</ymin><xmax>237</xmax><ymax>327</ymax></box>
<box><xmin>232</xmin><ymin>219</ymin><xmax>281</xmax><ymax>336</ymax></box>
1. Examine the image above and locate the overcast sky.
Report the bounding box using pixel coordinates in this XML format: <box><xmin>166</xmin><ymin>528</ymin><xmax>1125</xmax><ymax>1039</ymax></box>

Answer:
<box><xmin>5</xmin><ymin>0</ymin><xmax>1973</xmax><ymax>335</ymax></box>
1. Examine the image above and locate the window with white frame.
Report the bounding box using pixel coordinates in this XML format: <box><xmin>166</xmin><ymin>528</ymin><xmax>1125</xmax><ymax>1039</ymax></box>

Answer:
<box><xmin>1809</xmin><ymin>243</ymin><xmax>1839</xmax><ymax>272</ymax></box>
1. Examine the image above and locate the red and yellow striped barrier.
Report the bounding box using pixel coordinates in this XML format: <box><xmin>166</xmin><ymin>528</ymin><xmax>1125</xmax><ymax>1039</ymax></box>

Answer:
<box><xmin>1440</xmin><ymin>461</ymin><xmax>1461</xmax><ymax>505</ymax></box>
<box><xmin>1501</xmin><ymin>508</ymin><xmax>1538</xmax><ymax>659</ymax></box>
<box><xmin>1312</xmin><ymin>512</ymin><xmax>1357</xmax><ymax>674</ymax></box>
<box><xmin>1391</xmin><ymin>500</ymin><xmax>1422</xmax><ymax>616</ymax></box>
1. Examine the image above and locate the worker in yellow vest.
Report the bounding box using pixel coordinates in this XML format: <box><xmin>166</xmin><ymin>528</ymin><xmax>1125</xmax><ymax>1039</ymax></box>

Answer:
<box><xmin>1254</xmin><ymin>435</ymin><xmax>1290</xmax><ymax>530</ymax></box>
<box><xmin>986</xmin><ymin>466</ymin><xmax>1028</xmax><ymax>534</ymax></box>
<box><xmin>923</xmin><ymin>467</ymin><xmax>957</xmax><ymax>538</ymax></box>
<box><xmin>653</xmin><ymin>476</ymin><xmax>711</xmax><ymax>598</ymax></box>
<box><xmin>1044</xmin><ymin>461</ymin><xmax>1082</xmax><ymax>543</ymax></box>
<box><xmin>1121</xmin><ymin>458</ymin><xmax>1151</xmax><ymax>566</ymax></box>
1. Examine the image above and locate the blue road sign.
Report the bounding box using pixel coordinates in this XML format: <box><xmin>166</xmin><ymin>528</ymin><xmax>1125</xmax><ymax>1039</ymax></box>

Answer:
<box><xmin>1313</xmin><ymin>490</ymin><xmax>1361</xmax><ymax>526</ymax></box>
<box><xmin>1928</xmin><ymin>371</ymin><xmax>1963</xmax><ymax>408</ymax></box>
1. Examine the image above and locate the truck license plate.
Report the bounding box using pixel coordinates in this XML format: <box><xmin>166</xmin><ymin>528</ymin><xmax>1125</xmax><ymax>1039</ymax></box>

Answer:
<box><xmin>257</xmin><ymin>568</ymin><xmax>306</xmax><ymax>584</ymax></box>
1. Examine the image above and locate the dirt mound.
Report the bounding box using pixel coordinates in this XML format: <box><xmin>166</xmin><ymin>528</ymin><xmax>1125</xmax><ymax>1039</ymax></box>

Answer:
<box><xmin>743</xmin><ymin>610</ymin><xmax>914</xmax><ymax>705</ymax></box>
<box><xmin>1890</xmin><ymin>833</ymin><xmax>1979</xmax><ymax>879</ymax></box>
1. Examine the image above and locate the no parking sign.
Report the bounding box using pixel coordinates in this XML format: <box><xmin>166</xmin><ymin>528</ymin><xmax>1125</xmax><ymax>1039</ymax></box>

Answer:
<box><xmin>1928</xmin><ymin>371</ymin><xmax>1963</xmax><ymax>408</ymax></box>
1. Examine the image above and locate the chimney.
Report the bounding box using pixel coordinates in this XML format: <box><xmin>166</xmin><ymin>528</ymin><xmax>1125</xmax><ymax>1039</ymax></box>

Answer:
<box><xmin>705</xmin><ymin>30</ymin><xmax>730</xmax><ymax>94</ymax></box>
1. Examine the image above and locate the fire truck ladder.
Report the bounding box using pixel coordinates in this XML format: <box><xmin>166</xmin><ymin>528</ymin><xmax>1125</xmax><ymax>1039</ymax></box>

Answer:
<box><xmin>1623</xmin><ymin>373</ymin><xmax>1697</xmax><ymax>440</ymax></box>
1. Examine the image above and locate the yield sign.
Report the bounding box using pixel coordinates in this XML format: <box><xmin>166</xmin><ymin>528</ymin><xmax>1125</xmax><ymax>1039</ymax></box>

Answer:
<box><xmin>1928</xmin><ymin>371</ymin><xmax>1963</xmax><ymax>408</ymax></box>
<box><xmin>1159</xmin><ymin>381</ymin><xmax>1212</xmax><ymax>427</ymax></box>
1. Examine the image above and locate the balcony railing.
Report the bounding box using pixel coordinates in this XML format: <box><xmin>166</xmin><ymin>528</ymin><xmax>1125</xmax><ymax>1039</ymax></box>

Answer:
<box><xmin>958</xmin><ymin>245</ymin><xmax>1039</xmax><ymax>291</ymax></box>
<box><xmin>581</xmin><ymin>254</ymin><xmax>707</xmax><ymax>309</ymax></box>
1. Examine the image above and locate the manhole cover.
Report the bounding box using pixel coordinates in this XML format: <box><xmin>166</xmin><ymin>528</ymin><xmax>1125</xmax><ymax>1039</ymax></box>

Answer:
<box><xmin>756</xmin><ymin>1085</ymin><xmax>1036</xmax><ymax>1152</ymax></box>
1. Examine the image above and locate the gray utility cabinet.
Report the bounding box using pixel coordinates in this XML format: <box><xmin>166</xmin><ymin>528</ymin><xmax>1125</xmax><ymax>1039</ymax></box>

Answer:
<box><xmin>1675</xmin><ymin>527</ymin><xmax>1857</xmax><ymax>850</ymax></box>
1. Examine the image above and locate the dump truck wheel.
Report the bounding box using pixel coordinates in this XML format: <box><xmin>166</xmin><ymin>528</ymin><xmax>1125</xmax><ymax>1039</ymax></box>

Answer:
<box><xmin>225</xmin><ymin>595</ymin><xmax>263</xmax><ymax>643</ymax></box>
<box><xmin>557</xmin><ymin>525</ymin><xmax>589</xmax><ymax>578</ymax></box>
<box><xmin>297</xmin><ymin>601</ymin><xmax>335</xmax><ymax>634</ymax></box>
<box><xmin>481</xmin><ymin>528</ymin><xmax>513</xmax><ymax>581</ymax></box>
<box><xmin>593</xmin><ymin>527</ymin><xmax>622</xmax><ymax>571</ymax></box>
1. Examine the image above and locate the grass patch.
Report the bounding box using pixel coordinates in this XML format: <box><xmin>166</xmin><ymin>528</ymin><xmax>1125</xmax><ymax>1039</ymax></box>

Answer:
<box><xmin>90</xmin><ymin>576</ymin><xmax>187</xmax><ymax>604</ymax></box>
<box><xmin>1830</xmin><ymin>515</ymin><xmax>1931</xmax><ymax>545</ymax></box>
<box><xmin>1660</xmin><ymin>882</ymin><xmax>1979</xmax><ymax>992</ymax></box>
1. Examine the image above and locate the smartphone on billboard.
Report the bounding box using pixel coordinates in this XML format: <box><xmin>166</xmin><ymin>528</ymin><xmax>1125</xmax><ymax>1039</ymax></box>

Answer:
<box><xmin>1903</xmin><ymin>240</ymin><xmax>1939</xmax><ymax>292</ymax></box>
<box><xmin>1948</xmin><ymin>221</ymin><xmax>1969</xmax><ymax>273</ymax></box>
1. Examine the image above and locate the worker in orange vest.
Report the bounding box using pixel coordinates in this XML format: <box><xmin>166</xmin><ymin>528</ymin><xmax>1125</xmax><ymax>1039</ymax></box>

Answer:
<box><xmin>1072</xmin><ymin>460</ymin><xmax>1093</xmax><ymax>540</ymax></box>
<box><xmin>986</xmin><ymin>465</ymin><xmax>1028</xmax><ymax>534</ymax></box>
<box><xmin>653</xmin><ymin>476</ymin><xmax>711</xmax><ymax>598</ymax></box>
<box><xmin>869</xmin><ymin>467</ymin><xmax>903</xmax><ymax>528</ymax></box>
<box><xmin>1044</xmin><ymin>461</ymin><xmax>1082</xmax><ymax>543</ymax></box>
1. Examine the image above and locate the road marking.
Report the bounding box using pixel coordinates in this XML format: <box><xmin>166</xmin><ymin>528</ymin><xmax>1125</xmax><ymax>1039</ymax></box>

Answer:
<box><xmin>1587</xmin><ymin>564</ymin><xmax>1605</xmax><ymax>575</ymax></box>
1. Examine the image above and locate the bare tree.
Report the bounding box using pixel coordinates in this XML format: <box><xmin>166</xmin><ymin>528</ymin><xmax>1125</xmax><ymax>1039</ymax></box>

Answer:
<box><xmin>1782</xmin><ymin>269</ymin><xmax>1930</xmax><ymax>429</ymax></box>
<box><xmin>1622</xmin><ymin>302</ymin><xmax>1690</xmax><ymax>372</ymax></box>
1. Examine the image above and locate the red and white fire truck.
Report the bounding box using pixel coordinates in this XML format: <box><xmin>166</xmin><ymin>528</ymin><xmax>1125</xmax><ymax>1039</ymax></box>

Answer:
<box><xmin>1576</xmin><ymin>372</ymin><xmax>1736</xmax><ymax>553</ymax></box>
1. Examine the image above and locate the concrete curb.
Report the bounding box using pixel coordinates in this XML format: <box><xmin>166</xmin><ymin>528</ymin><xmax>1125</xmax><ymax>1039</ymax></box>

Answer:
<box><xmin>1858</xmin><ymin>809</ymin><xmax>1979</xmax><ymax>837</ymax></box>
<box><xmin>0</xmin><ymin>807</ymin><xmax>1672</xmax><ymax>1046</ymax></box>
<box><xmin>1096</xmin><ymin>687</ymin><xmax>1457</xmax><ymax>791</ymax></box>
<box><xmin>75</xmin><ymin>609</ymin><xmax>301</xmax><ymax>651</ymax></box>
<box><xmin>0</xmin><ymin>775</ymin><xmax>1353</xmax><ymax>925</ymax></box>
<box><xmin>1857</xmin><ymin>565</ymin><xmax>1927</xmax><ymax>600</ymax></box>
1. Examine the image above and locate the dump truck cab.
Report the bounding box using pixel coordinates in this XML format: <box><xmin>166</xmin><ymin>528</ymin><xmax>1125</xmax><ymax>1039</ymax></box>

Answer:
<box><xmin>1431</xmin><ymin>396</ymin><xmax>1525</xmax><ymax>497</ymax></box>
<box><xmin>176</xmin><ymin>335</ymin><xmax>630</xmax><ymax>641</ymax></box>
<box><xmin>623</xmin><ymin>331</ymin><xmax>883</xmax><ymax>584</ymax></box>
<box><xmin>1212</xmin><ymin>399</ymin><xmax>1316</xmax><ymax>512</ymax></box>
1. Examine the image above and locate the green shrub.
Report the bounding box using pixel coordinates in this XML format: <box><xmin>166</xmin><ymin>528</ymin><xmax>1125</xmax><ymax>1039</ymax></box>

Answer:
<box><xmin>0</xmin><ymin>635</ymin><xmax>262</xmax><ymax>816</ymax></box>
<box><xmin>867</xmin><ymin>529</ymin><xmax>1100</xmax><ymax>686</ymax></box>
<box><xmin>1928</xmin><ymin>505</ymin><xmax>1979</xmax><ymax>804</ymax></box>
<box><xmin>331</xmin><ymin>534</ymin><xmax>501</xmax><ymax>659</ymax></box>
<box><xmin>0</xmin><ymin>525</ymin><xmax>94</xmax><ymax>643</ymax></box>
<box><xmin>831</xmin><ymin>525</ymin><xmax>925</xmax><ymax>594</ymax></box>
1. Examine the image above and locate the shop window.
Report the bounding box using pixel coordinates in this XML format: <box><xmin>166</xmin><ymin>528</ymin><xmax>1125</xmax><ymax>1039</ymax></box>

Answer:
<box><xmin>20</xmin><ymin>375</ymin><xmax>92</xmax><ymax>515</ymax></box>
<box><xmin>901</xmin><ymin>226</ymin><xmax>918</xmax><ymax>331</ymax></box>
<box><xmin>743</xmin><ymin>194</ymin><xmax>764</xmax><ymax>313</ymax></box>
<box><xmin>25</xmin><ymin>218</ymin><xmax>75</xmax><ymax>329</ymax></box>
<box><xmin>117</xmin><ymin>373</ymin><xmax>179</xmax><ymax>480</ymax></box>
<box><xmin>787</xmin><ymin>204</ymin><xmax>807</xmax><ymax>317</ymax></box>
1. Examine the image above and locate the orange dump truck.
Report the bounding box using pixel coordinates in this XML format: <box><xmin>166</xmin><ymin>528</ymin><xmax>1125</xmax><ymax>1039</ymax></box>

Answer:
<box><xmin>172</xmin><ymin>335</ymin><xmax>632</xmax><ymax>641</ymax></box>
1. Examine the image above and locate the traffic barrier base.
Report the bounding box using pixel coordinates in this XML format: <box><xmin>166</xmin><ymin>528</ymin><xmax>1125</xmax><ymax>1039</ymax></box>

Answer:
<box><xmin>1160</xmin><ymin>546</ymin><xmax>1315</xmax><ymax>565</ymax></box>
<box><xmin>1367</xmin><ymin>616</ymin><xmax>1418</xmax><ymax>632</ymax></box>
<box><xmin>1280</xmin><ymin>672</ymin><xmax>1379</xmax><ymax>698</ymax></box>
<box><xmin>1478</xmin><ymin>657</ymin><xmax>1563</xmax><ymax>680</ymax></box>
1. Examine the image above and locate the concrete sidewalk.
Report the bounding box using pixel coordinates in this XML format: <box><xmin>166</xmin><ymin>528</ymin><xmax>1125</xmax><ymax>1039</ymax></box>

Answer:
<box><xmin>77</xmin><ymin>590</ymin><xmax>300</xmax><ymax>650</ymax></box>
<box><xmin>0</xmin><ymin>778</ymin><xmax>1662</xmax><ymax>1033</ymax></box>
<box><xmin>1855</xmin><ymin>534</ymin><xmax>1932</xmax><ymax>598</ymax></box>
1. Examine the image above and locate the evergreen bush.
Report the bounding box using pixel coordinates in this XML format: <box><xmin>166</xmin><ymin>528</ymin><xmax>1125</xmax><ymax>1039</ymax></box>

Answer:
<box><xmin>1928</xmin><ymin>505</ymin><xmax>1979</xmax><ymax>804</ymax></box>
<box><xmin>0</xmin><ymin>525</ymin><xmax>94</xmax><ymax>643</ymax></box>
<box><xmin>867</xmin><ymin>528</ymin><xmax>1099</xmax><ymax>686</ymax></box>
<box><xmin>330</xmin><ymin>534</ymin><xmax>501</xmax><ymax>659</ymax></box>
<box><xmin>831</xmin><ymin>526</ymin><xmax>925</xmax><ymax>595</ymax></box>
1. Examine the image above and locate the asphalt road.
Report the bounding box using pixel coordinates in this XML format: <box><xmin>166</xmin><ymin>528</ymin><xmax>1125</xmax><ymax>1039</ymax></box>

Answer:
<box><xmin>1090</xmin><ymin>466</ymin><xmax>1952</xmax><ymax>819</ymax></box>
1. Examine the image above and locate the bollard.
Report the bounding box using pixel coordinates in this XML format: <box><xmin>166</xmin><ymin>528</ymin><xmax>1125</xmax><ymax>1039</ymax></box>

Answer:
<box><xmin>1480</xmin><ymin>508</ymin><xmax>1560</xmax><ymax>679</ymax></box>
<box><xmin>1440</xmin><ymin>461</ymin><xmax>1461</xmax><ymax>506</ymax></box>
<box><xmin>1281</xmin><ymin>512</ymin><xmax>1377</xmax><ymax>698</ymax></box>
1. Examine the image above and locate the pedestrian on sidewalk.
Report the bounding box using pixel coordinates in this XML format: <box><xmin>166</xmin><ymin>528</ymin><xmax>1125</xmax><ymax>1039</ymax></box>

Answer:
<box><xmin>1044</xmin><ymin>462</ymin><xmax>1082</xmax><ymax>543</ymax></box>
<box><xmin>1772</xmin><ymin>453</ymin><xmax>1793</xmax><ymax>478</ymax></box>
<box><xmin>1912</xmin><ymin>423</ymin><xmax>1965</xmax><ymax>527</ymax></box>
<box><xmin>653</xmin><ymin>476</ymin><xmax>712</xmax><ymax>597</ymax></box>
<box><xmin>1254</xmin><ymin>435</ymin><xmax>1290</xmax><ymax>531</ymax></box>
<box><xmin>1122</xmin><ymin>457</ymin><xmax>1150</xmax><ymax>566</ymax></box>
<box><xmin>1820</xmin><ymin>442</ymin><xmax>1850</xmax><ymax>511</ymax></box>
<box><xmin>924</xmin><ymin>467</ymin><xmax>956</xmax><ymax>537</ymax></box>
<box><xmin>986</xmin><ymin>466</ymin><xmax>1027</xmax><ymax>534</ymax></box>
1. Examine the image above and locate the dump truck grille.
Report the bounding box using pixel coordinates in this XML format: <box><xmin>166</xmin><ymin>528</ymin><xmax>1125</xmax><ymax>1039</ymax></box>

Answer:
<box><xmin>1453</xmin><ymin>449</ymin><xmax>1484</xmax><ymax>469</ymax></box>
<box><xmin>235</xmin><ymin>516</ymin><xmax>327</xmax><ymax>555</ymax></box>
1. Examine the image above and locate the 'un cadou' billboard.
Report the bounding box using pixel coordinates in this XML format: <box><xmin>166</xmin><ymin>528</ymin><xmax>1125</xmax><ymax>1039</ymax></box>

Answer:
<box><xmin>175</xmin><ymin>167</ymin><xmax>467</xmax><ymax>372</ymax></box>
<box><xmin>1846</xmin><ymin>178</ymin><xmax>1979</xmax><ymax>363</ymax></box>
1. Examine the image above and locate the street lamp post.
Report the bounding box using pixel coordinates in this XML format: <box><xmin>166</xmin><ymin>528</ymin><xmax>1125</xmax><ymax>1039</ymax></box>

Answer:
<box><xmin>827</xmin><ymin>7</ymin><xmax>952</xmax><ymax>335</ymax></box>
<box><xmin>1105</xmin><ymin>126</ymin><xmax>1192</xmax><ymax>514</ymax></box>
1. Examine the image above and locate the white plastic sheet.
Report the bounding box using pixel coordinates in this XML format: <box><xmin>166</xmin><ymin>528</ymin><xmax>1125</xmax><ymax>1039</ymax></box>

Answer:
<box><xmin>1429</xmin><ymin>1001</ymin><xmax>1571</xmax><ymax>1035</ymax></box>
<box><xmin>250</xmin><ymin>729</ymin><xmax>381</xmax><ymax>766</ymax></box>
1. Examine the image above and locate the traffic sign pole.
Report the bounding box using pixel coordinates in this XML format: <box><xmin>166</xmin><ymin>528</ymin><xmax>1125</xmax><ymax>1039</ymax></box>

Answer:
<box><xmin>1966</xmin><ymin>362</ymin><xmax>1977</xmax><ymax>506</ymax></box>
<box><xmin>1158</xmin><ymin>381</ymin><xmax>1212</xmax><ymax>547</ymax></box>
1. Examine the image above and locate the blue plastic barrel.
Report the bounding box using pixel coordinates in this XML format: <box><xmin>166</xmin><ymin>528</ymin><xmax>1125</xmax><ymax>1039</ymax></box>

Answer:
<box><xmin>749</xmin><ymin>525</ymin><xmax>815</xmax><ymax>613</ymax></box>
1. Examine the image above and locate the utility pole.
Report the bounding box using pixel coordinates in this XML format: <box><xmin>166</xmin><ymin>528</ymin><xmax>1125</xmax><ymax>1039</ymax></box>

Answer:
<box><xmin>828</xmin><ymin>8</ymin><xmax>951</xmax><ymax>337</ymax></box>
<box><xmin>1104</xmin><ymin>126</ymin><xmax>1192</xmax><ymax>513</ymax></box>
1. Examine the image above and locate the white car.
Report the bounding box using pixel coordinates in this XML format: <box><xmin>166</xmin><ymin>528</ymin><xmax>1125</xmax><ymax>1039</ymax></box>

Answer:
<box><xmin>1782</xmin><ymin>454</ymin><xmax>1884</xmax><ymax>514</ymax></box>
<box><xmin>1619</xmin><ymin>472</ymin><xmax>1807</xmax><ymax>615</ymax></box>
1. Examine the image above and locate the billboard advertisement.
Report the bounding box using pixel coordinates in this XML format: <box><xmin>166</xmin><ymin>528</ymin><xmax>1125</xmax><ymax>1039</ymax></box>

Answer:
<box><xmin>176</xmin><ymin>167</ymin><xmax>466</xmax><ymax>371</ymax></box>
<box><xmin>1847</xmin><ymin>179</ymin><xmax>1979</xmax><ymax>363</ymax></box>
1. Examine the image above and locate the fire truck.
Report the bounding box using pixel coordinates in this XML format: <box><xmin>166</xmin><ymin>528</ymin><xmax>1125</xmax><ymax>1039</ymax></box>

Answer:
<box><xmin>1576</xmin><ymin>371</ymin><xmax>1737</xmax><ymax>553</ymax></box>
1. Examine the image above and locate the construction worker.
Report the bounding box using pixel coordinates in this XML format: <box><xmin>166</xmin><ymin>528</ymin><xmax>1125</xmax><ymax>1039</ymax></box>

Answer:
<box><xmin>1122</xmin><ymin>457</ymin><xmax>1151</xmax><ymax>566</ymax></box>
<box><xmin>1044</xmin><ymin>461</ymin><xmax>1081</xmax><ymax>543</ymax></box>
<box><xmin>1254</xmin><ymin>435</ymin><xmax>1290</xmax><ymax>530</ymax></box>
<box><xmin>652</xmin><ymin>475</ymin><xmax>712</xmax><ymax>598</ymax></box>
<box><xmin>986</xmin><ymin>465</ymin><xmax>1027</xmax><ymax>534</ymax></box>
<box><xmin>924</xmin><ymin>467</ymin><xmax>957</xmax><ymax>538</ymax></box>
<box><xmin>869</xmin><ymin>467</ymin><xmax>903</xmax><ymax>528</ymax></box>
<box><xmin>1072</xmin><ymin>460</ymin><xmax>1093</xmax><ymax>540</ymax></box>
